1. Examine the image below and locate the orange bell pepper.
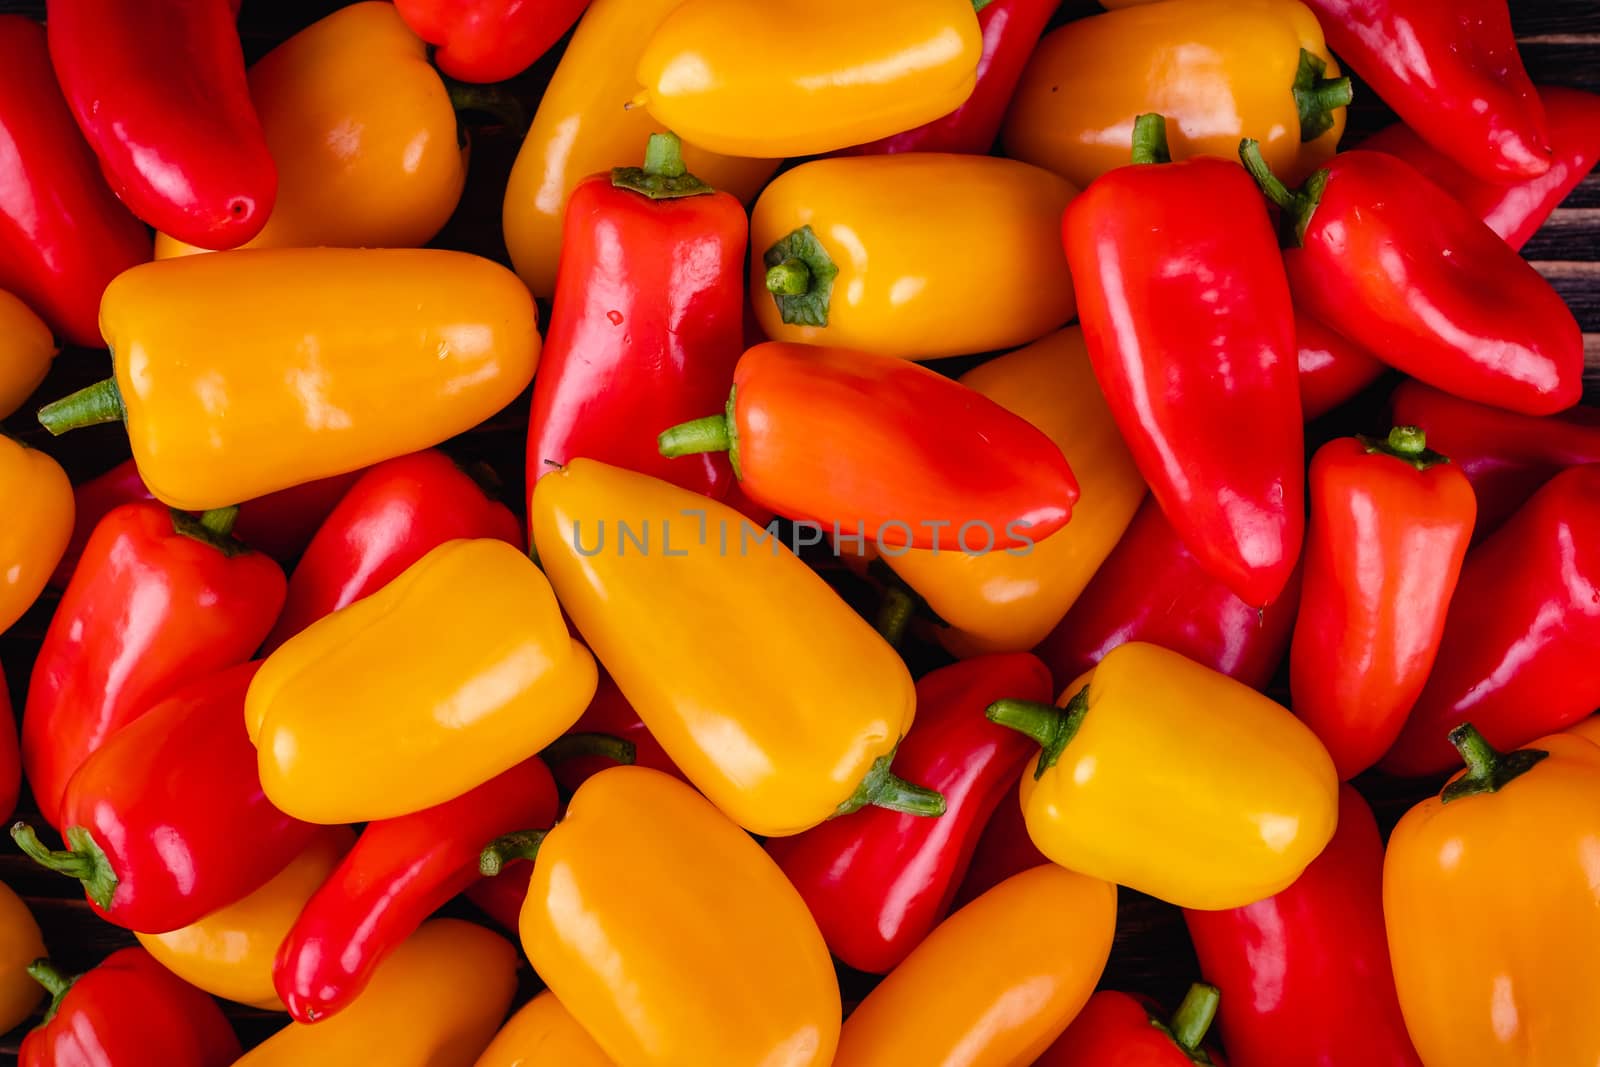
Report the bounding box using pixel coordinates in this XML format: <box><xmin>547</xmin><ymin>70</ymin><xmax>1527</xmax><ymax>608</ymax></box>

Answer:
<box><xmin>0</xmin><ymin>437</ymin><xmax>72</xmax><ymax>634</ymax></box>
<box><xmin>472</xmin><ymin>992</ymin><xmax>612</xmax><ymax>1066</ymax></box>
<box><xmin>0</xmin><ymin>290</ymin><xmax>54</xmax><ymax>419</ymax></box>
<box><xmin>0</xmin><ymin>880</ymin><xmax>44</xmax><ymax>1035</ymax></box>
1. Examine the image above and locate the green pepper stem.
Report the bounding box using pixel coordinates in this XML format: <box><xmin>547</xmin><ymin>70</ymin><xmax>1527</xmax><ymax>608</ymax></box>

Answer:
<box><xmin>875</xmin><ymin>586</ymin><xmax>915</xmax><ymax>649</ymax></box>
<box><xmin>199</xmin><ymin>506</ymin><xmax>239</xmax><ymax>538</ymax></box>
<box><xmin>1170</xmin><ymin>983</ymin><xmax>1221</xmax><ymax>1051</ymax></box>
<box><xmin>1292</xmin><ymin>49</ymin><xmax>1352</xmax><ymax>143</ymax></box>
<box><xmin>612</xmin><ymin>131</ymin><xmax>713</xmax><ymax>199</ymax></box>
<box><xmin>834</xmin><ymin>753</ymin><xmax>946</xmax><ymax>818</ymax></box>
<box><xmin>480</xmin><ymin>830</ymin><xmax>548</xmax><ymax>876</ymax></box>
<box><xmin>12</xmin><ymin>824</ymin><xmax>119</xmax><ymax>911</ymax></box>
<box><xmin>1238</xmin><ymin>139</ymin><xmax>1328</xmax><ymax>248</ymax></box>
<box><xmin>1358</xmin><ymin>425</ymin><xmax>1451</xmax><ymax>470</ymax></box>
<box><xmin>987</xmin><ymin>687</ymin><xmax>1090</xmax><ymax>780</ymax></box>
<box><xmin>658</xmin><ymin>414</ymin><xmax>732</xmax><ymax>457</ymax></box>
<box><xmin>642</xmin><ymin>132</ymin><xmax>686</xmax><ymax>178</ymax></box>
<box><xmin>37</xmin><ymin>378</ymin><xmax>125</xmax><ymax>436</ymax></box>
<box><xmin>1130</xmin><ymin>113</ymin><xmax>1171</xmax><ymax>165</ymax></box>
<box><xmin>765</xmin><ymin>259</ymin><xmax>812</xmax><ymax>296</ymax></box>
<box><xmin>27</xmin><ymin>959</ymin><xmax>75</xmax><ymax>1025</ymax></box>
<box><xmin>762</xmin><ymin>226</ymin><xmax>838</xmax><ymax>327</ymax></box>
<box><xmin>445</xmin><ymin>80</ymin><xmax>529</xmax><ymax>136</ymax></box>
<box><xmin>540</xmin><ymin>733</ymin><xmax>637</xmax><ymax>767</ymax></box>
<box><xmin>168</xmin><ymin>509</ymin><xmax>248</xmax><ymax>558</ymax></box>
<box><xmin>1440</xmin><ymin>723</ymin><xmax>1549</xmax><ymax>804</ymax></box>
<box><xmin>972</xmin><ymin>0</ymin><xmax>994</xmax><ymax>10</ymax></box>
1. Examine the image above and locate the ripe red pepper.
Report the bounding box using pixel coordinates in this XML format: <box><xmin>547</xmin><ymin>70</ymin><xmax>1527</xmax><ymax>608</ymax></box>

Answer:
<box><xmin>13</xmin><ymin>662</ymin><xmax>316</xmax><ymax>934</ymax></box>
<box><xmin>264</xmin><ymin>450</ymin><xmax>522</xmax><ymax>653</ymax></box>
<box><xmin>1063</xmin><ymin>115</ymin><xmax>1303</xmax><ymax>608</ymax></box>
<box><xmin>1037</xmin><ymin>984</ymin><xmax>1225</xmax><ymax>1067</ymax></box>
<box><xmin>950</xmin><ymin>783</ymin><xmax>1042</xmax><ymax>910</ymax></box>
<box><xmin>1289</xmin><ymin>428</ymin><xmax>1476</xmax><ymax>779</ymax></box>
<box><xmin>394</xmin><ymin>0</ymin><xmax>590</xmax><ymax>83</ymax></box>
<box><xmin>46</xmin><ymin>0</ymin><xmax>277</xmax><ymax>250</ymax></box>
<box><xmin>546</xmin><ymin>672</ymin><xmax>686</xmax><ymax>795</ymax></box>
<box><xmin>20</xmin><ymin>948</ymin><xmax>240</xmax><ymax>1067</ymax></box>
<box><xmin>464</xmin><ymin>861</ymin><xmax>530</xmax><ymax>934</ymax></box>
<box><xmin>1299</xmin><ymin>0</ymin><xmax>1549</xmax><ymax>181</ymax></box>
<box><xmin>1184</xmin><ymin>785</ymin><xmax>1422</xmax><ymax>1067</ymax></box>
<box><xmin>528</xmin><ymin>134</ymin><xmax>745</xmax><ymax>510</ymax></box>
<box><xmin>1382</xmin><ymin>463</ymin><xmax>1600</xmax><ymax>776</ymax></box>
<box><xmin>21</xmin><ymin>502</ymin><xmax>286</xmax><ymax>829</ymax></box>
<box><xmin>766</xmin><ymin>653</ymin><xmax>1051</xmax><ymax>974</ymax></box>
<box><xmin>0</xmin><ymin>666</ymin><xmax>17</xmax><ymax>822</ymax></box>
<box><xmin>0</xmin><ymin>16</ymin><xmax>150</xmax><ymax>348</ymax></box>
<box><xmin>1296</xmin><ymin>311</ymin><xmax>1385</xmax><ymax>421</ymax></box>
<box><xmin>1243</xmin><ymin>145</ymin><xmax>1584</xmax><ymax>416</ymax></box>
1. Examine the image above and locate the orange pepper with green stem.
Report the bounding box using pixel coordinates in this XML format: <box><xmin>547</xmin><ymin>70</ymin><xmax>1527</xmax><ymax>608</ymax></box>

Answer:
<box><xmin>0</xmin><ymin>436</ymin><xmax>72</xmax><ymax>634</ymax></box>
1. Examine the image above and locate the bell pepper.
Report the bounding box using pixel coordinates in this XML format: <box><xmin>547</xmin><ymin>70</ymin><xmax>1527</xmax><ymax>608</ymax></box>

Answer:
<box><xmin>482</xmin><ymin>765</ymin><xmax>841</xmax><ymax>1066</ymax></box>
<box><xmin>0</xmin><ymin>16</ymin><xmax>151</xmax><ymax>349</ymax></box>
<box><xmin>989</xmin><ymin>641</ymin><xmax>1337</xmax><ymax>909</ymax></box>
<box><xmin>1381</xmin><ymin>463</ymin><xmax>1600</xmax><ymax>777</ymax></box>
<box><xmin>1296</xmin><ymin>311</ymin><xmax>1386</xmax><ymax>421</ymax></box>
<box><xmin>768</xmin><ymin>654</ymin><xmax>1051</xmax><ymax>974</ymax></box>
<box><xmin>1037</xmin><ymin>984</ymin><xmax>1224</xmax><ymax>1066</ymax></box>
<box><xmin>1185</xmin><ymin>785</ymin><xmax>1421</xmax><ymax>1067</ymax></box>
<box><xmin>532</xmin><ymin>459</ymin><xmax>940</xmax><ymax>837</ymax></box>
<box><xmin>395</xmin><ymin>0</ymin><xmax>590</xmax><ymax>83</ymax></box>
<box><xmin>1063</xmin><ymin>116</ymin><xmax>1303</xmax><ymax>608</ymax></box>
<box><xmin>833</xmin><ymin>864</ymin><xmax>1116</xmax><ymax>1066</ymax></box>
<box><xmin>660</xmin><ymin>342</ymin><xmax>1080</xmax><ymax>553</ymax></box>
<box><xmin>527</xmin><ymin>132</ymin><xmax>746</xmax><ymax>507</ymax></box>
<box><xmin>546</xmin><ymin>673</ymin><xmax>686</xmax><ymax>793</ymax></box>
<box><xmin>503</xmin><ymin>0</ymin><xmax>777</xmax><ymax>298</ymax></box>
<box><xmin>0</xmin><ymin>881</ymin><xmax>44</xmax><ymax>1035</ymax></box>
<box><xmin>1290</xmin><ymin>428</ymin><xmax>1476</xmax><ymax>779</ymax></box>
<box><xmin>137</xmin><ymin>827</ymin><xmax>356</xmax><ymax>1012</ymax></box>
<box><xmin>473</xmin><ymin>992</ymin><xmax>611</xmax><ymax>1067</ymax></box>
<box><xmin>750</xmin><ymin>155</ymin><xmax>1077</xmax><ymax>360</ymax></box>
<box><xmin>264</xmin><ymin>450</ymin><xmax>522</xmax><ymax>653</ymax></box>
<box><xmin>235</xmin><ymin>919</ymin><xmax>516</xmax><ymax>1067</ymax></box>
<box><xmin>1243</xmin><ymin>145</ymin><xmax>1584</xmax><ymax>416</ymax></box>
<box><xmin>0</xmin><ymin>291</ymin><xmax>54</xmax><ymax>419</ymax></box>
<box><xmin>21</xmin><ymin>501</ymin><xmax>285</xmax><ymax>829</ymax></box>
<box><xmin>36</xmin><ymin>248</ymin><xmax>541</xmax><ymax>511</ymax></box>
<box><xmin>20</xmin><ymin>948</ymin><xmax>240</xmax><ymax>1067</ymax></box>
<box><xmin>952</xmin><ymin>781</ymin><xmax>1045</xmax><ymax>908</ymax></box>
<box><xmin>1006</xmin><ymin>1</ymin><xmax>1347</xmax><ymax>191</ymax></box>
<box><xmin>247</xmin><ymin>538</ymin><xmax>597</xmax><ymax>823</ymax></box>
<box><xmin>885</xmin><ymin>327</ymin><xmax>1145</xmax><ymax>656</ymax></box>
<box><xmin>635</xmin><ymin>0</ymin><xmax>983</xmax><ymax>158</ymax></box>
<box><xmin>0</xmin><ymin>438</ymin><xmax>72</xmax><ymax>634</ymax></box>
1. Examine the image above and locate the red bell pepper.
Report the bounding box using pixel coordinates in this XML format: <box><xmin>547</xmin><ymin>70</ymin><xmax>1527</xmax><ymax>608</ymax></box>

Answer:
<box><xmin>1243</xmin><ymin>145</ymin><xmax>1584</xmax><ymax>417</ymax></box>
<box><xmin>264</xmin><ymin>450</ymin><xmax>522</xmax><ymax>653</ymax></box>
<box><xmin>21</xmin><ymin>502</ymin><xmax>285</xmax><ymax>829</ymax></box>
<box><xmin>546</xmin><ymin>672</ymin><xmax>686</xmax><ymax>794</ymax></box>
<box><xmin>1184</xmin><ymin>785</ymin><xmax>1422</xmax><ymax>1067</ymax></box>
<box><xmin>766</xmin><ymin>653</ymin><xmax>1051</xmax><ymax>974</ymax></box>
<box><xmin>13</xmin><ymin>662</ymin><xmax>316</xmax><ymax>934</ymax></box>
<box><xmin>46</xmin><ymin>0</ymin><xmax>276</xmax><ymax>250</ymax></box>
<box><xmin>0</xmin><ymin>16</ymin><xmax>150</xmax><ymax>348</ymax></box>
<box><xmin>1037</xmin><ymin>984</ymin><xmax>1225</xmax><ymax>1067</ymax></box>
<box><xmin>0</xmin><ymin>666</ymin><xmax>17</xmax><ymax>822</ymax></box>
<box><xmin>1382</xmin><ymin>463</ymin><xmax>1600</xmax><ymax>776</ymax></box>
<box><xmin>528</xmin><ymin>133</ymin><xmax>746</xmax><ymax>510</ymax></box>
<box><xmin>1296</xmin><ymin>311</ymin><xmax>1386</xmax><ymax>421</ymax></box>
<box><xmin>1289</xmin><ymin>428</ymin><xmax>1476</xmax><ymax>779</ymax></box>
<box><xmin>659</xmin><ymin>341</ymin><xmax>1079</xmax><ymax>551</ymax></box>
<box><xmin>951</xmin><ymin>783</ymin><xmax>1043</xmax><ymax>910</ymax></box>
<box><xmin>394</xmin><ymin>0</ymin><xmax>590</xmax><ymax>84</ymax></box>
<box><xmin>20</xmin><ymin>948</ymin><xmax>239</xmax><ymax>1067</ymax></box>
<box><xmin>1298</xmin><ymin>0</ymin><xmax>1549</xmax><ymax>181</ymax></box>
<box><xmin>1063</xmin><ymin>115</ymin><xmax>1303</xmax><ymax>608</ymax></box>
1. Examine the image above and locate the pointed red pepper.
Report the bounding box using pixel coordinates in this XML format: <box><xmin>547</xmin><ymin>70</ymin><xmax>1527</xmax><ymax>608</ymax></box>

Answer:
<box><xmin>1296</xmin><ymin>311</ymin><xmax>1385</xmax><ymax>421</ymax></box>
<box><xmin>1037</xmin><ymin>983</ymin><xmax>1226</xmax><ymax>1067</ymax></box>
<box><xmin>950</xmin><ymin>780</ymin><xmax>1042</xmax><ymax>910</ymax></box>
<box><xmin>394</xmin><ymin>0</ymin><xmax>591</xmax><ymax>83</ymax></box>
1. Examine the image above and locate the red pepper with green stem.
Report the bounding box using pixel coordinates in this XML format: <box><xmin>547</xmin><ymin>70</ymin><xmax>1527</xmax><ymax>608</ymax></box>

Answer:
<box><xmin>394</xmin><ymin>0</ymin><xmax>591</xmax><ymax>83</ymax></box>
<box><xmin>1037</xmin><ymin>983</ymin><xmax>1225</xmax><ymax>1067</ymax></box>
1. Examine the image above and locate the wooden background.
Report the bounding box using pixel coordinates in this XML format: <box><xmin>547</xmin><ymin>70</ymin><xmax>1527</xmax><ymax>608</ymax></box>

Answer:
<box><xmin>0</xmin><ymin>0</ymin><xmax>1594</xmax><ymax>1058</ymax></box>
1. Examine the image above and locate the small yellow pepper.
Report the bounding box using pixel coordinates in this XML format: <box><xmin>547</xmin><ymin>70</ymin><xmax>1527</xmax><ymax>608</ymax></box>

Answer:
<box><xmin>37</xmin><ymin>249</ymin><xmax>540</xmax><ymax>511</ymax></box>
<box><xmin>635</xmin><ymin>0</ymin><xmax>983</xmax><ymax>158</ymax></box>
<box><xmin>247</xmin><ymin>539</ymin><xmax>597</xmax><ymax>824</ymax></box>
<box><xmin>0</xmin><ymin>291</ymin><xmax>55</xmax><ymax>419</ymax></box>
<box><xmin>0</xmin><ymin>437</ymin><xmax>72</xmax><ymax>634</ymax></box>
<box><xmin>0</xmin><ymin>880</ymin><xmax>44</xmax><ymax>1034</ymax></box>
<box><xmin>988</xmin><ymin>641</ymin><xmax>1338</xmax><ymax>910</ymax></box>
<box><xmin>472</xmin><ymin>992</ymin><xmax>613</xmax><ymax>1067</ymax></box>
<box><xmin>234</xmin><ymin>918</ymin><xmax>517</xmax><ymax>1067</ymax></box>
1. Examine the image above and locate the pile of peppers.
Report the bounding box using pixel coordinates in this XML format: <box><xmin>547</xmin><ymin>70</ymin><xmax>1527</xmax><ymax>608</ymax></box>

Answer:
<box><xmin>0</xmin><ymin>0</ymin><xmax>1595</xmax><ymax>1064</ymax></box>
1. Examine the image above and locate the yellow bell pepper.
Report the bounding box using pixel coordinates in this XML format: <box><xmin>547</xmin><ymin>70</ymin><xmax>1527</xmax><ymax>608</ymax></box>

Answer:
<box><xmin>834</xmin><ymin>864</ymin><xmax>1116</xmax><ymax>1066</ymax></box>
<box><xmin>1003</xmin><ymin>0</ymin><xmax>1348</xmax><ymax>189</ymax></box>
<box><xmin>0</xmin><ymin>290</ymin><xmax>55</xmax><ymax>419</ymax></box>
<box><xmin>0</xmin><ymin>880</ymin><xmax>44</xmax><ymax>1035</ymax></box>
<box><xmin>885</xmin><ymin>328</ymin><xmax>1145</xmax><ymax>654</ymax></box>
<box><xmin>488</xmin><ymin>765</ymin><xmax>840</xmax><ymax>1066</ymax></box>
<box><xmin>137</xmin><ymin>826</ymin><xmax>355</xmax><ymax>1010</ymax></box>
<box><xmin>247</xmin><ymin>539</ymin><xmax>597</xmax><ymax>824</ymax></box>
<box><xmin>36</xmin><ymin>248</ymin><xmax>540</xmax><ymax>511</ymax></box>
<box><xmin>749</xmin><ymin>155</ymin><xmax>1077</xmax><ymax>360</ymax></box>
<box><xmin>503</xmin><ymin>0</ymin><xmax>778</xmax><ymax>298</ymax></box>
<box><xmin>155</xmin><ymin>2</ymin><xmax>465</xmax><ymax>259</ymax></box>
<box><xmin>988</xmin><ymin>641</ymin><xmax>1337</xmax><ymax>909</ymax></box>
<box><xmin>472</xmin><ymin>992</ymin><xmax>613</xmax><ymax>1067</ymax></box>
<box><xmin>531</xmin><ymin>459</ymin><xmax>933</xmax><ymax>837</ymax></box>
<box><xmin>235</xmin><ymin>918</ymin><xmax>516</xmax><ymax>1067</ymax></box>
<box><xmin>0</xmin><ymin>437</ymin><xmax>72</xmax><ymax>634</ymax></box>
<box><xmin>635</xmin><ymin>0</ymin><xmax>984</xmax><ymax>158</ymax></box>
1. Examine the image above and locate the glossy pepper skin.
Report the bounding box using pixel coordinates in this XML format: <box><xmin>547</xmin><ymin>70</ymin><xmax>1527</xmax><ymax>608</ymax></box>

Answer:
<box><xmin>0</xmin><ymin>17</ymin><xmax>151</xmax><ymax>348</ymax></box>
<box><xmin>1382</xmin><ymin>464</ymin><xmax>1600</xmax><ymax>777</ymax></box>
<box><xmin>38</xmin><ymin>249</ymin><xmax>541</xmax><ymax>511</ymax></box>
<box><xmin>473</xmin><ymin>992</ymin><xmax>612</xmax><ymax>1067</ymax></box>
<box><xmin>1039</xmin><ymin>985</ymin><xmax>1225</xmax><ymax>1067</ymax></box>
<box><xmin>768</xmin><ymin>654</ymin><xmax>1051</xmax><ymax>974</ymax></box>
<box><xmin>22</xmin><ymin>502</ymin><xmax>285</xmax><ymax>829</ymax></box>
<box><xmin>1185</xmin><ymin>785</ymin><xmax>1421</xmax><ymax>1067</ymax></box>
<box><xmin>396</xmin><ymin>0</ymin><xmax>589</xmax><ymax>83</ymax></box>
<box><xmin>0</xmin><ymin>439</ymin><xmax>72</xmax><ymax>635</ymax></box>
<box><xmin>1296</xmin><ymin>311</ymin><xmax>1386</xmax><ymax>421</ymax></box>
<box><xmin>1290</xmin><ymin>429</ymin><xmax>1476</xmax><ymax>779</ymax></box>
<box><xmin>0</xmin><ymin>292</ymin><xmax>55</xmax><ymax>419</ymax></box>
<box><xmin>660</xmin><ymin>342</ymin><xmax>1079</xmax><ymax>553</ymax></box>
<box><xmin>527</xmin><ymin>133</ymin><xmax>746</xmax><ymax>507</ymax></box>
<box><xmin>834</xmin><ymin>864</ymin><xmax>1116</xmax><ymax>1067</ymax></box>
<box><xmin>953</xmin><ymin>782</ymin><xmax>1045</xmax><ymax>908</ymax></box>
<box><xmin>750</xmin><ymin>156</ymin><xmax>1077</xmax><ymax>360</ymax></box>
<box><xmin>264</xmin><ymin>450</ymin><xmax>522</xmax><ymax>653</ymax></box>
<box><xmin>0</xmin><ymin>881</ymin><xmax>44</xmax><ymax>1035</ymax></box>
<box><xmin>991</xmin><ymin>642</ymin><xmax>1337</xmax><ymax>910</ymax></box>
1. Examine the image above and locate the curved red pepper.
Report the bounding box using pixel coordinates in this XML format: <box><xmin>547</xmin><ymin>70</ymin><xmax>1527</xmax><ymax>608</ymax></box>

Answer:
<box><xmin>464</xmin><ymin>861</ymin><xmax>531</xmax><ymax>934</ymax></box>
<box><xmin>1063</xmin><ymin>117</ymin><xmax>1303</xmax><ymax>608</ymax></box>
<box><xmin>546</xmin><ymin>672</ymin><xmax>686</xmax><ymax>795</ymax></box>
<box><xmin>766</xmin><ymin>653</ymin><xmax>1051</xmax><ymax>974</ymax></box>
<box><xmin>528</xmin><ymin>134</ymin><xmax>746</xmax><ymax>510</ymax></box>
<box><xmin>20</xmin><ymin>948</ymin><xmax>239</xmax><ymax>1067</ymax></box>
<box><xmin>1382</xmin><ymin>463</ymin><xmax>1600</xmax><ymax>776</ymax></box>
<box><xmin>394</xmin><ymin>0</ymin><xmax>590</xmax><ymax>83</ymax></box>
<box><xmin>264</xmin><ymin>450</ymin><xmax>522</xmax><ymax>653</ymax></box>
<box><xmin>1038</xmin><ymin>985</ymin><xmax>1226</xmax><ymax>1067</ymax></box>
<box><xmin>1289</xmin><ymin>429</ymin><xmax>1476</xmax><ymax>779</ymax></box>
<box><xmin>1296</xmin><ymin>311</ymin><xmax>1385</xmax><ymax>421</ymax></box>
<box><xmin>21</xmin><ymin>501</ymin><xmax>285</xmax><ymax>829</ymax></box>
<box><xmin>0</xmin><ymin>16</ymin><xmax>149</xmax><ymax>348</ymax></box>
<box><xmin>951</xmin><ymin>783</ymin><xmax>1043</xmax><ymax>910</ymax></box>
<box><xmin>46</xmin><ymin>0</ymin><xmax>277</xmax><ymax>249</ymax></box>
<box><xmin>1299</xmin><ymin>0</ymin><xmax>1549</xmax><ymax>181</ymax></box>
<box><xmin>0</xmin><ymin>666</ymin><xmax>17</xmax><ymax>823</ymax></box>
<box><xmin>1184</xmin><ymin>785</ymin><xmax>1421</xmax><ymax>1067</ymax></box>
